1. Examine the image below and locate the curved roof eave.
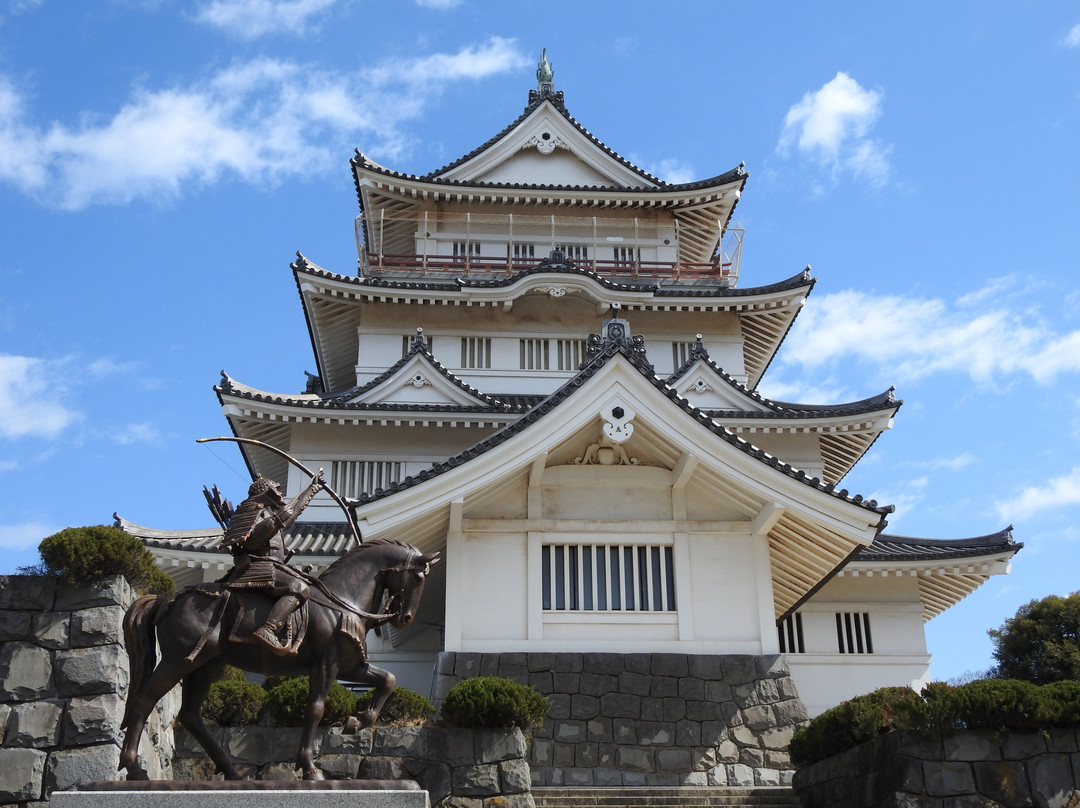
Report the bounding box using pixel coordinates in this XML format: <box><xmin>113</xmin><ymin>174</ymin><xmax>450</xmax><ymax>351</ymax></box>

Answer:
<box><xmin>856</xmin><ymin>527</ymin><xmax>1021</xmax><ymax>563</ymax></box>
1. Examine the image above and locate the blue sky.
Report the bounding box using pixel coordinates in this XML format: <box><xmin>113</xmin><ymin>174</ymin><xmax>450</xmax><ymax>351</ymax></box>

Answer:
<box><xmin>1</xmin><ymin>0</ymin><xmax>1079</xmax><ymax>682</ymax></box>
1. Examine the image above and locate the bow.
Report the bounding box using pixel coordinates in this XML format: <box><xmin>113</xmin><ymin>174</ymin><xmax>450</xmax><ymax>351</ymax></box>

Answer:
<box><xmin>196</xmin><ymin>436</ymin><xmax>363</xmax><ymax>547</ymax></box>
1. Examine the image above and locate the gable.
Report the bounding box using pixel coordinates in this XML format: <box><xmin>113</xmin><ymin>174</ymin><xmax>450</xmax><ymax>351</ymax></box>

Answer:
<box><xmin>345</xmin><ymin>352</ymin><xmax>492</xmax><ymax>408</ymax></box>
<box><xmin>672</xmin><ymin>359</ymin><xmax>772</xmax><ymax>411</ymax></box>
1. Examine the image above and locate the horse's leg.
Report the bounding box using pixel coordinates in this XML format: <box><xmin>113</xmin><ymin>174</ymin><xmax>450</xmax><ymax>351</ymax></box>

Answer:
<box><xmin>296</xmin><ymin>651</ymin><xmax>338</xmax><ymax>780</ymax></box>
<box><xmin>119</xmin><ymin>664</ymin><xmax>183</xmax><ymax>780</ymax></box>
<box><xmin>343</xmin><ymin>662</ymin><xmax>396</xmax><ymax>728</ymax></box>
<box><xmin>176</xmin><ymin>661</ymin><xmax>242</xmax><ymax>781</ymax></box>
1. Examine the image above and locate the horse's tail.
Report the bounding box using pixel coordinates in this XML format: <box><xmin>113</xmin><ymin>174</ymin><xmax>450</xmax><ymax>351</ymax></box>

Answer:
<box><xmin>121</xmin><ymin>594</ymin><xmax>165</xmax><ymax>729</ymax></box>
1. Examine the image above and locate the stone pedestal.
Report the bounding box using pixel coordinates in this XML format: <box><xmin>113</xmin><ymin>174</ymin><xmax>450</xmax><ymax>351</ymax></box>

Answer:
<box><xmin>51</xmin><ymin>781</ymin><xmax>429</xmax><ymax>808</ymax></box>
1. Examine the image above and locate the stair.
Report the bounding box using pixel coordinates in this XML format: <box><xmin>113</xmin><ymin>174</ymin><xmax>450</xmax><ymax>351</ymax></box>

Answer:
<box><xmin>531</xmin><ymin>786</ymin><xmax>800</xmax><ymax>808</ymax></box>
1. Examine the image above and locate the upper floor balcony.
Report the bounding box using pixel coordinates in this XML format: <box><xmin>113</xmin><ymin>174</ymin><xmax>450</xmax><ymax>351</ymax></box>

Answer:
<box><xmin>355</xmin><ymin>211</ymin><xmax>744</xmax><ymax>285</ymax></box>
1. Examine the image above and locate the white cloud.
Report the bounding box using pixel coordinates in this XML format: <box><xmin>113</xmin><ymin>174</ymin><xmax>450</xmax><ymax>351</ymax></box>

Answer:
<box><xmin>636</xmin><ymin>157</ymin><xmax>696</xmax><ymax>186</ymax></box>
<box><xmin>1063</xmin><ymin>24</ymin><xmax>1080</xmax><ymax>48</ymax></box>
<box><xmin>194</xmin><ymin>0</ymin><xmax>338</xmax><ymax>39</ymax></box>
<box><xmin>415</xmin><ymin>0</ymin><xmax>463</xmax><ymax>8</ymax></box>
<box><xmin>777</xmin><ymin>72</ymin><xmax>891</xmax><ymax>188</ymax></box>
<box><xmin>111</xmin><ymin>422</ymin><xmax>162</xmax><ymax>445</ymax></box>
<box><xmin>778</xmin><ymin>289</ymin><xmax>1080</xmax><ymax>385</ymax></box>
<box><xmin>997</xmin><ymin>467</ymin><xmax>1080</xmax><ymax>521</ymax></box>
<box><xmin>914</xmin><ymin>453</ymin><xmax>977</xmax><ymax>472</ymax></box>
<box><xmin>0</xmin><ymin>39</ymin><xmax>527</xmax><ymax>209</ymax></box>
<box><xmin>0</xmin><ymin>521</ymin><xmax>54</xmax><ymax>551</ymax></box>
<box><xmin>0</xmin><ymin>355</ymin><xmax>80</xmax><ymax>439</ymax></box>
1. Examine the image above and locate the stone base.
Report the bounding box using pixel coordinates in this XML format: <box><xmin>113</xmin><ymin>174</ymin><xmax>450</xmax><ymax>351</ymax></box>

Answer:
<box><xmin>52</xmin><ymin>781</ymin><xmax>429</xmax><ymax>808</ymax></box>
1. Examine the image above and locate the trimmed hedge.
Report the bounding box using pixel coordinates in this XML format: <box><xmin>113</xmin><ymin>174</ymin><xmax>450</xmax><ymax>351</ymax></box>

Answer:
<box><xmin>791</xmin><ymin>680</ymin><xmax>1080</xmax><ymax>767</ymax></box>
<box><xmin>202</xmin><ymin>680</ymin><xmax>268</xmax><ymax>726</ymax></box>
<box><xmin>356</xmin><ymin>686</ymin><xmax>435</xmax><ymax>726</ymax></box>
<box><xmin>439</xmin><ymin>677</ymin><xmax>550</xmax><ymax>730</ymax></box>
<box><xmin>265</xmin><ymin>676</ymin><xmax>358</xmax><ymax>726</ymax></box>
<box><xmin>37</xmin><ymin>525</ymin><xmax>175</xmax><ymax>595</ymax></box>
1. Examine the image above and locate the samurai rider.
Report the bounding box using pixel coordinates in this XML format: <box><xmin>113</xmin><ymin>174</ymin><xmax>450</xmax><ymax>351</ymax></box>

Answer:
<box><xmin>221</xmin><ymin>473</ymin><xmax>324</xmax><ymax>655</ymax></box>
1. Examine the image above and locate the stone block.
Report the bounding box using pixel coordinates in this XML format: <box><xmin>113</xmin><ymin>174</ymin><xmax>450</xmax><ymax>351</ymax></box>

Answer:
<box><xmin>550</xmin><ymin>673</ymin><xmax>579</xmax><ymax>695</ymax></box>
<box><xmin>599</xmin><ymin>692</ymin><xmax>640</xmax><ymax>719</ymax></box>
<box><xmin>945</xmin><ymin>731</ymin><xmax>1000</xmax><ymax>761</ymax></box>
<box><xmin>681</xmin><ymin>769</ymin><xmax>709</xmax><ymax>786</ymax></box>
<box><xmin>498</xmin><ymin>664</ymin><xmax>530</xmax><ymax>685</ymax></box>
<box><xmin>478</xmin><ymin>655</ymin><xmax>500</xmax><ymax>678</ymax></box>
<box><xmin>687</xmin><ymin>655</ymin><xmax>722</xmax><ymax>678</ymax></box>
<box><xmin>612</xmin><ymin>718</ymin><xmax>636</xmax><ymax>744</ymax></box>
<box><xmin>499</xmin><ymin>758</ymin><xmax>531</xmax><ymax>793</ymax></box>
<box><xmin>63</xmin><ymin>693</ymin><xmax>124</xmax><ymax>746</ymax></box>
<box><xmin>1047</xmin><ymin>728</ymin><xmax>1080</xmax><ymax>753</ymax></box>
<box><xmin>637</xmin><ymin>721</ymin><xmax>673</xmax><ymax>746</ymax></box>
<box><xmin>259</xmin><ymin>761</ymin><xmax>302</xmax><ymax>780</ymax></box>
<box><xmin>357</xmin><ymin>755</ymin><xmax>408</xmax><ymax>781</ymax></box>
<box><xmin>586</xmin><ymin>717</ymin><xmax>611</xmax><ymax>742</ymax></box>
<box><xmin>972</xmin><ymin>760</ymin><xmax>1031</xmax><ymax>807</ymax></box>
<box><xmin>0</xmin><ymin>609</ymin><xmax>33</xmax><ymax>641</ymax></box>
<box><xmin>721</xmin><ymin>656</ymin><xmax>758</xmax><ymax>685</ymax></box>
<box><xmin>649</xmin><ymin>676</ymin><xmax>678</xmax><ymax>698</ymax></box>
<box><xmin>55</xmin><ymin>576</ymin><xmax>132</xmax><ymax>611</ymax></box>
<box><xmin>583</xmin><ymin>653</ymin><xmax>623</xmax><ymax>676</ymax></box>
<box><xmin>726</xmin><ymin>762</ymin><xmax>754</xmax><ymax>786</ymax></box>
<box><xmin>475</xmin><ymin>729</ymin><xmax>526</xmax><ymax>764</ymax></box>
<box><xmin>31</xmin><ymin>612</ymin><xmax>71</xmax><ymax>650</ymax></box>
<box><xmin>755</xmin><ymin>766</ymin><xmax>781</xmax><ymax>786</ymax></box>
<box><xmin>739</xmin><ymin>747</ymin><xmax>764</xmax><ymax>768</ymax></box>
<box><xmin>321</xmin><ymin>727</ymin><xmax>373</xmax><ymax>755</ymax></box>
<box><xmin>434</xmin><ymin>652</ymin><xmax>456</xmax><ymax>676</ymax></box>
<box><xmin>650</xmin><ymin>654</ymin><xmax>687</xmax><ymax>678</ymax></box>
<box><xmin>760</xmin><ymin>725</ymin><xmax>795</xmax><ymax>751</ymax></box>
<box><xmin>0</xmin><ymin>746</ymin><xmax>47</xmax><ymax>801</ymax></box>
<box><xmin>404</xmin><ymin>758</ymin><xmax>451</xmax><ymax>803</ymax></box>
<box><xmin>453</xmin><ymin>653</ymin><xmax>482</xmax><ymax>679</ymax></box>
<box><xmin>743</xmin><ymin>704</ymin><xmax>774</xmax><ymax>732</ymax></box>
<box><xmin>316</xmin><ymin>753</ymin><xmax>362</xmax><ymax>779</ymax></box>
<box><xmin>675</xmin><ymin>719</ymin><xmax>700</xmax><ymax>747</ymax></box>
<box><xmin>700</xmin><ymin>721</ymin><xmax>729</xmax><ymax>745</ymax></box>
<box><xmin>553</xmin><ymin>720</ymin><xmax>586</xmax><ymax>743</ymax></box>
<box><xmin>553</xmin><ymin>654</ymin><xmax>582</xmax><ymax>673</ymax></box>
<box><xmin>570</xmin><ymin>694</ymin><xmax>599</xmax><ymax>719</ymax></box>
<box><xmin>594</xmin><ymin>767</ymin><xmax>623</xmax><ymax>786</ymax></box>
<box><xmin>452</xmin><ymin>763</ymin><xmax>500</xmax><ymax>797</ymax></box>
<box><xmin>662</xmin><ymin>698</ymin><xmax>686</xmax><ymax>722</ymax></box>
<box><xmin>546</xmin><ymin>693</ymin><xmax>570</xmax><ymax>720</ymax></box>
<box><xmin>526</xmin><ymin>653</ymin><xmax>556</xmax><ymax>672</ymax></box>
<box><xmin>924</xmin><ymin>760</ymin><xmax>976</xmax><ymax>797</ymax></box>
<box><xmin>685</xmin><ymin>700</ymin><xmax>724</xmax><ymax>722</ymax></box>
<box><xmin>707</xmin><ymin>764</ymin><xmax>728</xmax><ymax>785</ymax></box>
<box><xmin>1028</xmin><ymin>754</ymin><xmax>1075</xmax><ymax>808</ymax></box>
<box><xmin>623</xmin><ymin>654</ymin><xmax>651</xmax><ymax>675</ymax></box>
<box><xmin>53</xmin><ymin>645</ymin><xmax>127</xmax><ymax>697</ymax></box>
<box><xmin>70</xmin><ymin>606</ymin><xmax>125</xmax><ymax>648</ymax></box>
<box><xmin>640</xmin><ymin>698</ymin><xmax>662</xmax><ymax>722</ymax></box>
<box><xmin>772</xmin><ymin>697</ymin><xmax>808</xmax><ymax>725</ymax></box>
<box><xmin>528</xmin><ymin>738</ymin><xmax>552</xmax><ymax>767</ymax></box>
<box><xmin>574</xmin><ymin>742</ymin><xmax>598</xmax><ymax>768</ymax></box>
<box><xmin>46</xmin><ymin>745</ymin><xmax>122</xmax><ymax>793</ymax></box>
<box><xmin>528</xmin><ymin>671</ymin><xmax>552</xmax><ymax>692</ymax></box>
<box><xmin>0</xmin><ymin>642</ymin><xmax>53</xmax><ymax>702</ymax></box>
<box><xmin>615</xmin><ymin>746</ymin><xmax>653</xmax><ymax>772</ymax></box>
<box><xmin>1002</xmin><ymin>731</ymin><xmax>1047</xmax><ymax>759</ymax></box>
<box><xmin>617</xmin><ymin>672</ymin><xmax>651</xmax><ymax>697</ymax></box>
<box><xmin>578</xmin><ymin>673</ymin><xmax>617</xmax><ymax>698</ymax></box>
<box><xmin>677</xmin><ymin>677</ymin><xmax>704</xmax><ymax>701</ymax></box>
<box><xmin>0</xmin><ymin>576</ymin><xmax>55</xmax><ymax>612</ymax></box>
<box><xmin>552</xmin><ymin>743</ymin><xmax>575</xmax><ymax>767</ymax></box>
<box><xmin>559</xmin><ymin>767</ymin><xmax>594</xmax><ymax>786</ymax></box>
<box><xmin>374</xmin><ymin>727</ymin><xmax>425</xmax><ymax>758</ymax></box>
<box><xmin>7</xmin><ymin>699</ymin><xmax>65</xmax><ymax>748</ymax></box>
<box><xmin>226</xmin><ymin>726</ymin><xmax>282</xmax><ymax>764</ymax></box>
<box><xmin>656</xmin><ymin>747</ymin><xmax>690</xmax><ymax>771</ymax></box>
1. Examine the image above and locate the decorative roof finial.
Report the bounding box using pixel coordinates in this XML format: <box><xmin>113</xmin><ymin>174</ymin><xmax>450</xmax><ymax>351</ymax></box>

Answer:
<box><xmin>536</xmin><ymin>48</ymin><xmax>555</xmax><ymax>98</ymax></box>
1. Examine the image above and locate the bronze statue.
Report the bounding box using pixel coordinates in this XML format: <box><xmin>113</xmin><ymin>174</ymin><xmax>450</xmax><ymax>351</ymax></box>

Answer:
<box><xmin>118</xmin><ymin>439</ymin><xmax>440</xmax><ymax>781</ymax></box>
<box><xmin>220</xmin><ymin>474</ymin><xmax>323</xmax><ymax>655</ymax></box>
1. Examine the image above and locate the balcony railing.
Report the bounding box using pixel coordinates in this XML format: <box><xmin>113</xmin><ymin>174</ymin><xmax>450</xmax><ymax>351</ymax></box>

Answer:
<box><xmin>362</xmin><ymin>251</ymin><xmax>734</xmax><ymax>282</ymax></box>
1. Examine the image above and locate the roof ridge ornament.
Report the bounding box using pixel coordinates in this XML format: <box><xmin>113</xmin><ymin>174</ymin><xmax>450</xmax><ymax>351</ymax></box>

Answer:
<box><xmin>529</xmin><ymin>48</ymin><xmax>564</xmax><ymax>107</ymax></box>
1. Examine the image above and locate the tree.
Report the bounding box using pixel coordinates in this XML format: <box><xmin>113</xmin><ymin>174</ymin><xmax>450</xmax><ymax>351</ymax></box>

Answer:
<box><xmin>988</xmin><ymin>591</ymin><xmax>1080</xmax><ymax>684</ymax></box>
<box><xmin>37</xmin><ymin>525</ymin><xmax>175</xmax><ymax>595</ymax></box>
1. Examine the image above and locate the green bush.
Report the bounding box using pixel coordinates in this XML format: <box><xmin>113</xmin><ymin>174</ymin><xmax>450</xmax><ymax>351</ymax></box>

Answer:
<box><xmin>265</xmin><ymin>676</ymin><xmax>358</xmax><ymax>726</ymax></box>
<box><xmin>791</xmin><ymin>679</ymin><xmax>1080</xmax><ymax>767</ymax></box>
<box><xmin>202</xmin><ymin>680</ymin><xmax>268</xmax><ymax>726</ymax></box>
<box><xmin>355</xmin><ymin>686</ymin><xmax>435</xmax><ymax>726</ymax></box>
<box><xmin>988</xmin><ymin>591</ymin><xmax>1080</xmax><ymax>684</ymax></box>
<box><xmin>439</xmin><ymin>677</ymin><xmax>550</xmax><ymax>730</ymax></box>
<box><xmin>216</xmin><ymin>665</ymin><xmax>248</xmax><ymax>683</ymax></box>
<box><xmin>37</xmin><ymin>525</ymin><xmax>175</xmax><ymax>595</ymax></box>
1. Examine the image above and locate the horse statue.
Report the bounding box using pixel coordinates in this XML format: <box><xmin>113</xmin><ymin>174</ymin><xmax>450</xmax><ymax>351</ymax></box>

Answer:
<box><xmin>118</xmin><ymin>539</ymin><xmax>440</xmax><ymax>781</ymax></box>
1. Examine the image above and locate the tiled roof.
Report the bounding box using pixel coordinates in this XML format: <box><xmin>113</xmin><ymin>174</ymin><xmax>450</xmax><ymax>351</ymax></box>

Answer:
<box><xmin>856</xmin><ymin>528</ymin><xmax>1021</xmax><ymax>563</ymax></box>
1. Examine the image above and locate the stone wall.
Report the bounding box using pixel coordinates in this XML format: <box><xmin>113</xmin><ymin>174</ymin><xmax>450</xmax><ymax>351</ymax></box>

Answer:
<box><xmin>792</xmin><ymin>729</ymin><xmax>1080</xmax><ymax>808</ymax></box>
<box><xmin>172</xmin><ymin>725</ymin><xmax>533</xmax><ymax>808</ymax></box>
<box><xmin>431</xmin><ymin>652</ymin><xmax>806</xmax><ymax>788</ymax></box>
<box><xmin>0</xmin><ymin>575</ymin><xmax>176</xmax><ymax>806</ymax></box>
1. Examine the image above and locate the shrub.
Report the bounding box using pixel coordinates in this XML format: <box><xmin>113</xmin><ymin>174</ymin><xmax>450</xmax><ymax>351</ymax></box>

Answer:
<box><xmin>439</xmin><ymin>677</ymin><xmax>550</xmax><ymax>730</ymax></box>
<box><xmin>265</xmin><ymin>676</ymin><xmax>358</xmax><ymax>726</ymax></box>
<box><xmin>202</xmin><ymin>680</ymin><xmax>268</xmax><ymax>726</ymax></box>
<box><xmin>216</xmin><ymin>665</ymin><xmax>248</xmax><ymax>683</ymax></box>
<box><xmin>37</xmin><ymin>525</ymin><xmax>175</xmax><ymax>595</ymax></box>
<box><xmin>355</xmin><ymin>686</ymin><xmax>435</xmax><ymax>726</ymax></box>
<box><xmin>789</xmin><ymin>686</ymin><xmax>923</xmax><ymax>766</ymax></box>
<box><xmin>988</xmin><ymin>591</ymin><xmax>1080</xmax><ymax>684</ymax></box>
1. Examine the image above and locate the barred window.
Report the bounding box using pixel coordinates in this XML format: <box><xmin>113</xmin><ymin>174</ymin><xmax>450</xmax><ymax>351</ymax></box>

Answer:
<box><xmin>671</xmin><ymin>341</ymin><xmax>694</xmax><ymax>370</ymax></box>
<box><xmin>556</xmin><ymin>339</ymin><xmax>587</xmax><ymax>371</ymax></box>
<box><xmin>778</xmin><ymin>613</ymin><xmax>805</xmax><ymax>654</ymax></box>
<box><xmin>612</xmin><ymin>246</ymin><xmax>639</xmax><ymax>266</ymax></box>
<box><xmin>331</xmin><ymin>461</ymin><xmax>404</xmax><ymax>499</ymax></box>
<box><xmin>510</xmin><ymin>243</ymin><xmax>535</xmax><ymax>259</ymax></box>
<box><xmin>836</xmin><ymin>612</ymin><xmax>874</xmax><ymax>654</ymax></box>
<box><xmin>563</xmin><ymin>245</ymin><xmax>588</xmax><ymax>261</ymax></box>
<box><xmin>453</xmin><ymin>241</ymin><xmax>481</xmax><ymax>259</ymax></box>
<box><xmin>519</xmin><ymin>339</ymin><xmax>549</xmax><ymax>370</ymax></box>
<box><xmin>402</xmin><ymin>335</ymin><xmax>434</xmax><ymax>356</ymax></box>
<box><xmin>461</xmin><ymin>337</ymin><xmax>492</xmax><ymax>369</ymax></box>
<box><xmin>542</xmin><ymin>544</ymin><xmax>676</xmax><ymax>612</ymax></box>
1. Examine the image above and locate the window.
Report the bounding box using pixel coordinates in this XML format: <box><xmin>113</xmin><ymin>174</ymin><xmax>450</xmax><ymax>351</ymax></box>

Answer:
<box><xmin>671</xmin><ymin>341</ymin><xmax>694</xmax><ymax>370</ymax></box>
<box><xmin>612</xmin><ymin>246</ymin><xmax>639</xmax><ymax>266</ymax></box>
<box><xmin>836</xmin><ymin>612</ymin><xmax>874</xmax><ymax>654</ymax></box>
<box><xmin>402</xmin><ymin>335</ymin><xmax>434</xmax><ymax>355</ymax></box>
<box><xmin>461</xmin><ymin>337</ymin><xmax>492</xmax><ymax>369</ymax></box>
<box><xmin>556</xmin><ymin>339</ymin><xmax>587</xmax><ymax>371</ymax></box>
<box><xmin>331</xmin><ymin>461</ymin><xmax>404</xmax><ymax>499</ymax></box>
<box><xmin>519</xmin><ymin>339</ymin><xmax>549</xmax><ymax>370</ymax></box>
<box><xmin>542</xmin><ymin>544</ymin><xmax>676</xmax><ymax>612</ymax></box>
<box><xmin>778</xmin><ymin>613</ymin><xmax>805</xmax><ymax>653</ymax></box>
<box><xmin>510</xmin><ymin>243</ymin><xmax>535</xmax><ymax>259</ymax></box>
<box><xmin>453</xmin><ymin>241</ymin><xmax>481</xmax><ymax>259</ymax></box>
<box><xmin>563</xmin><ymin>245</ymin><xmax>588</xmax><ymax>262</ymax></box>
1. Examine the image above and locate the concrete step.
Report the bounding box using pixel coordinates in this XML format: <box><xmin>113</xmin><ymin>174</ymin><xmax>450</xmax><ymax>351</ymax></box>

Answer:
<box><xmin>531</xmin><ymin>786</ymin><xmax>800</xmax><ymax>808</ymax></box>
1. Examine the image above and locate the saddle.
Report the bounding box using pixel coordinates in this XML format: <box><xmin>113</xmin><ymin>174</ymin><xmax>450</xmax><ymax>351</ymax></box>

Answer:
<box><xmin>228</xmin><ymin>598</ymin><xmax>309</xmax><ymax>655</ymax></box>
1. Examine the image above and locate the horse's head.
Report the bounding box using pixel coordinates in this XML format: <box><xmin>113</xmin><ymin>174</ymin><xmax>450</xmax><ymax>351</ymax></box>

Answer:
<box><xmin>381</xmin><ymin>546</ymin><xmax>441</xmax><ymax>629</ymax></box>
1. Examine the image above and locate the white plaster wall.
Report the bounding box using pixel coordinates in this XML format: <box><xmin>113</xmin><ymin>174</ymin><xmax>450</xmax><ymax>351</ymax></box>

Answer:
<box><xmin>787</xmin><ymin>654</ymin><xmax>932</xmax><ymax>717</ymax></box>
<box><xmin>457</xmin><ymin>531</ymin><xmax>530</xmax><ymax>644</ymax></box>
<box><xmin>686</xmin><ymin>533</ymin><xmax>767</xmax><ymax>650</ymax></box>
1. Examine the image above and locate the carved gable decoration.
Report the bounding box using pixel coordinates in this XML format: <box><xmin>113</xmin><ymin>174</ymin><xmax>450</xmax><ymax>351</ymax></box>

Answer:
<box><xmin>672</xmin><ymin>361</ymin><xmax>771</xmax><ymax>412</ymax></box>
<box><xmin>345</xmin><ymin>354</ymin><xmax>489</xmax><ymax>407</ymax></box>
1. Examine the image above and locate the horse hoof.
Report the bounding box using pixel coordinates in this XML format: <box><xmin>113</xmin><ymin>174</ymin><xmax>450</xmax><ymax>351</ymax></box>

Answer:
<box><xmin>303</xmin><ymin>769</ymin><xmax>326</xmax><ymax>781</ymax></box>
<box><xmin>343</xmin><ymin>716</ymin><xmax>360</xmax><ymax>734</ymax></box>
<box><xmin>126</xmin><ymin>769</ymin><xmax>150</xmax><ymax>782</ymax></box>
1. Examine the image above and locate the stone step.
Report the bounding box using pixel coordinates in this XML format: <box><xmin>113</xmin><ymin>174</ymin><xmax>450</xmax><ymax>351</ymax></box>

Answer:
<box><xmin>531</xmin><ymin>786</ymin><xmax>801</xmax><ymax>808</ymax></box>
